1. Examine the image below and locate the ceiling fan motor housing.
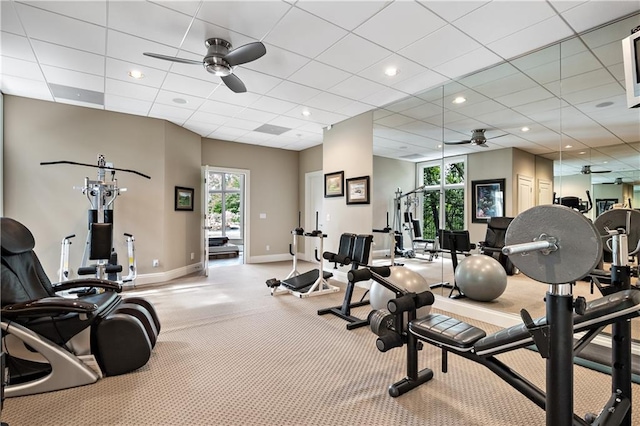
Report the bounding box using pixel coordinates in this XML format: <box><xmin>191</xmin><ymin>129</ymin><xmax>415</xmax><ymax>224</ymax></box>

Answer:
<box><xmin>204</xmin><ymin>38</ymin><xmax>232</xmax><ymax>77</ymax></box>
<box><xmin>471</xmin><ymin>129</ymin><xmax>487</xmax><ymax>145</ymax></box>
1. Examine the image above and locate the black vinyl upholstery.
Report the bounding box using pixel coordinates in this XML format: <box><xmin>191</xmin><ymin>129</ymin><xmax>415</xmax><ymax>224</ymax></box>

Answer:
<box><xmin>1</xmin><ymin>217</ymin><xmax>160</xmax><ymax>394</ymax></box>
<box><xmin>479</xmin><ymin>217</ymin><xmax>517</xmax><ymax>275</ymax></box>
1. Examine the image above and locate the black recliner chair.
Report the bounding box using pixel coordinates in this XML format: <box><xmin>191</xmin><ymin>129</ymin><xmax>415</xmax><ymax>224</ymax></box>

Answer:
<box><xmin>1</xmin><ymin>217</ymin><xmax>160</xmax><ymax>397</ymax></box>
<box><xmin>477</xmin><ymin>217</ymin><xmax>517</xmax><ymax>276</ymax></box>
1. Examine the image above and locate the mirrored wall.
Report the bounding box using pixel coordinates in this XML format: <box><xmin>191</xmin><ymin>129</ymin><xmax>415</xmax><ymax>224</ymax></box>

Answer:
<box><xmin>371</xmin><ymin>13</ymin><xmax>640</xmax><ymax>310</ymax></box>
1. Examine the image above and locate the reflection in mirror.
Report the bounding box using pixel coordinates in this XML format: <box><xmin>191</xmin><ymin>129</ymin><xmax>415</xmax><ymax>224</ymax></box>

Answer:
<box><xmin>372</xmin><ymin>13</ymin><xmax>639</xmax><ymax>322</ymax></box>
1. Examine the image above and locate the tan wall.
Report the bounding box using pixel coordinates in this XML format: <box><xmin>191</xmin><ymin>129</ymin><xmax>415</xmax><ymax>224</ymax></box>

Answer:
<box><xmin>3</xmin><ymin>95</ymin><xmax>169</xmax><ymax>278</ymax></box>
<box><xmin>163</xmin><ymin>122</ymin><xmax>202</xmax><ymax>270</ymax></box>
<box><xmin>323</xmin><ymin>112</ymin><xmax>373</xmax><ymax>254</ymax></box>
<box><xmin>297</xmin><ymin>144</ymin><xmax>323</xmax><ymax>254</ymax></box>
<box><xmin>535</xmin><ymin>155</ymin><xmax>554</xmax><ymax>204</ymax></box>
<box><xmin>201</xmin><ymin>138</ymin><xmax>298</xmax><ymax>260</ymax></box>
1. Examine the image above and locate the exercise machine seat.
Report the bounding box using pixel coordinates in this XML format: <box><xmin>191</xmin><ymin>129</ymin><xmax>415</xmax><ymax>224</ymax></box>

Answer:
<box><xmin>1</xmin><ymin>217</ymin><xmax>160</xmax><ymax>397</ymax></box>
<box><xmin>409</xmin><ymin>314</ymin><xmax>486</xmax><ymax>350</ymax></box>
<box><xmin>478</xmin><ymin>217</ymin><xmax>517</xmax><ymax>275</ymax></box>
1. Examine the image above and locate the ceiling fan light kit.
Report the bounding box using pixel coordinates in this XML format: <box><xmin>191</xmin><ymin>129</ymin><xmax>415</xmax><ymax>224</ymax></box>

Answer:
<box><xmin>143</xmin><ymin>38</ymin><xmax>266</xmax><ymax>93</ymax></box>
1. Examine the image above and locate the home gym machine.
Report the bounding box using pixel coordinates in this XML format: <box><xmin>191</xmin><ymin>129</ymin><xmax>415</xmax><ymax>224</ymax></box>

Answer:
<box><xmin>41</xmin><ymin>155</ymin><xmax>150</xmax><ymax>286</ymax></box>
<box><xmin>370</xmin><ymin>205</ymin><xmax>640</xmax><ymax>426</ymax></box>
<box><xmin>554</xmin><ymin>189</ymin><xmax>593</xmax><ymax>215</ymax></box>
<box><xmin>266</xmin><ymin>212</ymin><xmax>338</xmax><ymax>298</ymax></box>
<box><xmin>392</xmin><ymin>186</ymin><xmax>438</xmax><ymax>260</ymax></box>
<box><xmin>318</xmin><ymin>233</ymin><xmax>373</xmax><ymax>330</ymax></box>
<box><xmin>373</xmin><ymin>212</ymin><xmax>402</xmax><ymax>266</ymax></box>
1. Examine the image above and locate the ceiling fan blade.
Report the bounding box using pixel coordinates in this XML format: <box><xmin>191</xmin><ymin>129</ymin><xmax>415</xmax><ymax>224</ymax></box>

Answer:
<box><xmin>476</xmin><ymin>143</ymin><xmax>490</xmax><ymax>148</ymax></box>
<box><xmin>221</xmin><ymin>74</ymin><xmax>247</xmax><ymax>93</ymax></box>
<box><xmin>143</xmin><ymin>52</ymin><xmax>202</xmax><ymax>65</ymax></box>
<box><xmin>224</xmin><ymin>42</ymin><xmax>266</xmax><ymax>66</ymax></box>
<box><xmin>592</xmin><ymin>170</ymin><xmax>612</xmax><ymax>174</ymax></box>
<box><xmin>488</xmin><ymin>133</ymin><xmax>508</xmax><ymax>140</ymax></box>
<box><xmin>443</xmin><ymin>140</ymin><xmax>472</xmax><ymax>145</ymax></box>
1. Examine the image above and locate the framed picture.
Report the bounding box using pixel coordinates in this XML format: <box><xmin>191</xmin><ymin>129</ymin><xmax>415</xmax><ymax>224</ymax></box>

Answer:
<box><xmin>175</xmin><ymin>186</ymin><xmax>194</xmax><ymax>211</ymax></box>
<box><xmin>346</xmin><ymin>175</ymin><xmax>370</xmax><ymax>205</ymax></box>
<box><xmin>472</xmin><ymin>179</ymin><xmax>505</xmax><ymax>223</ymax></box>
<box><xmin>324</xmin><ymin>171</ymin><xmax>344</xmax><ymax>198</ymax></box>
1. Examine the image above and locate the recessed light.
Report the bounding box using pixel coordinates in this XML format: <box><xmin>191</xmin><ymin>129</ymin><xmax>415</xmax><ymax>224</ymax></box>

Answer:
<box><xmin>452</xmin><ymin>96</ymin><xmax>466</xmax><ymax>104</ymax></box>
<box><xmin>579</xmin><ymin>151</ymin><xmax>586</xmax><ymax>154</ymax></box>
<box><xmin>128</xmin><ymin>70</ymin><xmax>144</xmax><ymax>79</ymax></box>
<box><xmin>301</xmin><ymin>109</ymin><xmax>311</xmax><ymax>117</ymax></box>
<box><xmin>173</xmin><ymin>98</ymin><xmax>187</xmax><ymax>104</ymax></box>
<box><xmin>521</xmin><ymin>126</ymin><xmax>530</xmax><ymax>132</ymax></box>
<box><xmin>603</xmin><ymin>161</ymin><xmax>608</xmax><ymax>164</ymax></box>
<box><xmin>437</xmin><ymin>144</ymin><xmax>442</xmax><ymax>148</ymax></box>
<box><xmin>565</xmin><ymin>145</ymin><xmax>573</xmax><ymax>149</ymax></box>
<box><xmin>384</xmin><ymin>67</ymin><xmax>398</xmax><ymax>77</ymax></box>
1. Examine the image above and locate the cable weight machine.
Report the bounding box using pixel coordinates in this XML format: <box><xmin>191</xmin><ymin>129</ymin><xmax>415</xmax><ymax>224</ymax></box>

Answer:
<box><xmin>41</xmin><ymin>154</ymin><xmax>151</xmax><ymax>286</ymax></box>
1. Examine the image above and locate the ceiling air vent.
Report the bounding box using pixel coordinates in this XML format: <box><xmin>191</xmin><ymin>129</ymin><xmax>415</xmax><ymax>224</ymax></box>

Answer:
<box><xmin>253</xmin><ymin>124</ymin><xmax>291</xmax><ymax>135</ymax></box>
<box><xmin>400</xmin><ymin>153</ymin><xmax>426</xmax><ymax>160</ymax></box>
<box><xmin>49</xmin><ymin>83</ymin><xmax>104</xmax><ymax>106</ymax></box>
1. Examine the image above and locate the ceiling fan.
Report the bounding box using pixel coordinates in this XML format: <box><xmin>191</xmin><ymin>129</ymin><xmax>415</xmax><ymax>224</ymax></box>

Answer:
<box><xmin>601</xmin><ymin>177</ymin><xmax>629</xmax><ymax>185</ymax></box>
<box><xmin>143</xmin><ymin>38</ymin><xmax>266</xmax><ymax>93</ymax></box>
<box><xmin>443</xmin><ymin>129</ymin><xmax>507</xmax><ymax>148</ymax></box>
<box><xmin>581</xmin><ymin>165</ymin><xmax>612</xmax><ymax>174</ymax></box>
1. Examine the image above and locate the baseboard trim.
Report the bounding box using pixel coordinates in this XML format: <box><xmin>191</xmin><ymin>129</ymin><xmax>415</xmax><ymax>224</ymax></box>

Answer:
<box><xmin>248</xmin><ymin>254</ymin><xmax>291</xmax><ymax>263</ymax></box>
<box><xmin>133</xmin><ymin>263</ymin><xmax>204</xmax><ymax>286</ymax></box>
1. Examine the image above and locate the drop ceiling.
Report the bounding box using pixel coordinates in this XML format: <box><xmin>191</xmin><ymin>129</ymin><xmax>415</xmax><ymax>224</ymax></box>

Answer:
<box><xmin>1</xmin><ymin>0</ymin><xmax>639</xmax><ymax>169</ymax></box>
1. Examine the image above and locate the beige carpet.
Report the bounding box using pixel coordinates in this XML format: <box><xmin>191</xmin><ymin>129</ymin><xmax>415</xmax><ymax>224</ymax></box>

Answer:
<box><xmin>2</xmin><ymin>261</ymin><xmax>639</xmax><ymax>425</ymax></box>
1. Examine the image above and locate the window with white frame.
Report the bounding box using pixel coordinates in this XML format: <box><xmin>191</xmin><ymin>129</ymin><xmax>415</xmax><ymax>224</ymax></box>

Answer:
<box><xmin>417</xmin><ymin>156</ymin><xmax>466</xmax><ymax>238</ymax></box>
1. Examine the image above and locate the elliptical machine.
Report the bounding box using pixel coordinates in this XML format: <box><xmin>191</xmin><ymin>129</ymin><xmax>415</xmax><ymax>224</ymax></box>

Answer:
<box><xmin>41</xmin><ymin>155</ymin><xmax>150</xmax><ymax>286</ymax></box>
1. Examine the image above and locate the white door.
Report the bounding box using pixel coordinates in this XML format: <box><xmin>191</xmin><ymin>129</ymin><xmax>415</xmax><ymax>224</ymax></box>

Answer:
<box><xmin>202</xmin><ymin>166</ymin><xmax>210</xmax><ymax>276</ymax></box>
<box><xmin>538</xmin><ymin>179</ymin><xmax>553</xmax><ymax>205</ymax></box>
<box><xmin>518</xmin><ymin>175</ymin><xmax>535</xmax><ymax>214</ymax></box>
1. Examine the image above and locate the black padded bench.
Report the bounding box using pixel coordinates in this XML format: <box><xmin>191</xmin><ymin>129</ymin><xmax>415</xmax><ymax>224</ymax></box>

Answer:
<box><xmin>410</xmin><ymin>289</ymin><xmax>640</xmax><ymax>360</ymax></box>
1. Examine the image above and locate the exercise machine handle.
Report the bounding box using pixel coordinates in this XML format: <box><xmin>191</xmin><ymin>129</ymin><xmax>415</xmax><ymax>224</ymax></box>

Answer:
<box><xmin>323</xmin><ymin>251</ymin><xmax>352</xmax><ymax>266</ymax></box>
<box><xmin>388</xmin><ymin>291</ymin><xmax>434</xmax><ymax>314</ymax></box>
<box><xmin>348</xmin><ymin>268</ymin><xmax>371</xmax><ymax>283</ymax></box>
<box><xmin>376</xmin><ymin>333</ymin><xmax>404</xmax><ymax>352</ymax></box>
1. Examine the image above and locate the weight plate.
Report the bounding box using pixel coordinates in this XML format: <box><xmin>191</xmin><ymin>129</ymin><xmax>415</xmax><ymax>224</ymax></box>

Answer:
<box><xmin>593</xmin><ymin>208</ymin><xmax>640</xmax><ymax>253</ymax></box>
<box><xmin>504</xmin><ymin>205</ymin><xmax>602</xmax><ymax>284</ymax></box>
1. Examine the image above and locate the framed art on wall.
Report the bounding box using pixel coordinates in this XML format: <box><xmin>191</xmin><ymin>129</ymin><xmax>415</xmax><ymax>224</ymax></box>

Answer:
<box><xmin>472</xmin><ymin>179</ymin><xmax>505</xmax><ymax>222</ymax></box>
<box><xmin>346</xmin><ymin>176</ymin><xmax>370</xmax><ymax>205</ymax></box>
<box><xmin>175</xmin><ymin>186</ymin><xmax>194</xmax><ymax>211</ymax></box>
<box><xmin>324</xmin><ymin>171</ymin><xmax>344</xmax><ymax>198</ymax></box>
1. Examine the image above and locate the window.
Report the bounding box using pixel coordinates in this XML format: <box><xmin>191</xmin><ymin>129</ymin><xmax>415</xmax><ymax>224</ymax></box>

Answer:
<box><xmin>206</xmin><ymin>172</ymin><xmax>243</xmax><ymax>239</ymax></box>
<box><xmin>417</xmin><ymin>156</ymin><xmax>466</xmax><ymax>237</ymax></box>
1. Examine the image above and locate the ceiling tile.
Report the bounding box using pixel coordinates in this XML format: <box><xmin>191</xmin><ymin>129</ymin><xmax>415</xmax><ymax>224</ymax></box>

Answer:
<box><xmin>358</xmin><ymin>54</ymin><xmax>429</xmax><ymax>86</ymax></box>
<box><xmin>188</xmin><ymin>110</ymin><xmax>230</xmax><ymax>126</ymax></box>
<box><xmin>561</xmin><ymin>68</ymin><xmax>618</xmax><ymax>95</ymax></box>
<box><xmin>148</xmin><ymin>1</ymin><xmax>202</xmax><ymax>16</ymax></box>
<box><xmin>15</xmin><ymin>3</ymin><xmax>106</xmax><ymax>54</ymax></box>
<box><xmin>419</xmin><ymin>1</ymin><xmax>489</xmax><ymax>22</ymax></box>
<box><xmin>560</xmin><ymin>1</ymin><xmax>640</xmax><ymax>34</ymax></box>
<box><xmin>295</xmin><ymin>1</ymin><xmax>389</xmax><ymax>31</ymax></box>
<box><xmin>391</xmin><ymin>70</ymin><xmax>450</xmax><ymax>95</ymax></box>
<box><xmin>155</xmin><ymin>89</ymin><xmax>205</xmax><ymax>110</ymax></box>
<box><xmin>149</xmin><ymin>102</ymin><xmax>193</xmax><ymax>123</ymax></box>
<box><xmin>233</xmin><ymin>107</ymin><xmax>279</xmax><ymax>123</ymax></box>
<box><xmin>0</xmin><ymin>75</ymin><xmax>53</xmax><ymax>100</ymax></box>
<box><xmin>327</xmin><ymin>75</ymin><xmax>385</xmax><ymax>101</ymax></box>
<box><xmin>105</xmin><ymin>58</ymin><xmax>167</xmax><ymax>88</ymax></box>
<box><xmin>562</xmin><ymin>82</ymin><xmax>626</xmax><ymax>106</ymax></box>
<box><xmin>473</xmin><ymin>72</ymin><xmax>539</xmax><ymax>99</ymax></box>
<box><xmin>316</xmin><ymin>34</ymin><xmax>391</xmax><ymax>74</ymax></box>
<box><xmin>104</xmin><ymin>93</ymin><xmax>152</xmax><ymax>116</ymax></box>
<box><xmin>106</xmin><ymin>30</ymin><xmax>178</xmax><ymax>71</ymax></box>
<box><xmin>283</xmin><ymin>107</ymin><xmax>347</xmax><ymax>127</ymax></box>
<box><xmin>336</xmin><ymin>100</ymin><xmax>374</xmax><ymax>117</ymax></box>
<box><xmin>268</xmin><ymin>115</ymin><xmax>310</xmax><ymax>129</ymax></box>
<box><xmin>288</xmin><ymin>60</ymin><xmax>351</xmax><ymax>91</ymax></box>
<box><xmin>230</xmin><ymin>68</ymin><xmax>282</xmax><ymax>95</ymax></box>
<box><xmin>21</xmin><ymin>0</ymin><xmax>107</xmax><ymax>26</ymax></box>
<box><xmin>242</xmin><ymin>43</ymin><xmax>309</xmax><ymax>79</ymax></box>
<box><xmin>207</xmin><ymin>85</ymin><xmax>261</xmax><ymax>107</ymax></box>
<box><xmin>209</xmin><ymin>127</ymin><xmax>248</xmax><ymax>140</ymax></box>
<box><xmin>1</xmin><ymin>32</ymin><xmax>36</xmax><ymax>62</ymax></box>
<box><xmin>355</xmin><ymin>1</ymin><xmax>446</xmax><ymax>51</ymax></box>
<box><xmin>399</xmin><ymin>25</ymin><xmax>481</xmax><ymax>69</ymax></box>
<box><xmin>267</xmin><ymin>80</ymin><xmax>321</xmax><ymax>103</ymax></box>
<box><xmin>1</xmin><ymin>56</ymin><xmax>45</xmax><ymax>81</ymax></box>
<box><xmin>162</xmin><ymin>72</ymin><xmax>219</xmax><ymax>98</ymax></box>
<box><xmin>41</xmin><ymin>65</ymin><xmax>104</xmax><ymax>92</ymax></box>
<box><xmin>221</xmin><ymin>118</ymin><xmax>263</xmax><ymax>131</ymax></box>
<box><xmin>592</xmin><ymin>41</ymin><xmax>625</xmax><ymax>67</ymax></box>
<box><xmin>432</xmin><ymin>47</ymin><xmax>503</xmax><ymax>79</ymax></box>
<box><xmin>487</xmin><ymin>16</ymin><xmax>574</xmax><ymax>60</ymax></box>
<box><xmin>360</xmin><ymin>87</ymin><xmax>408</xmax><ymax>108</ymax></box>
<box><xmin>199</xmin><ymin>99</ymin><xmax>245</xmax><ymax>117</ymax></box>
<box><xmin>494</xmin><ymin>86</ymin><xmax>555</xmax><ymax>109</ymax></box>
<box><xmin>31</xmin><ymin>40</ymin><xmax>105</xmax><ymax>76</ymax></box>
<box><xmin>180</xmin><ymin>19</ymin><xmax>255</xmax><ymax>57</ymax></box>
<box><xmin>249</xmin><ymin>95</ymin><xmax>297</xmax><ymax>115</ymax></box>
<box><xmin>453</xmin><ymin>1</ymin><xmax>556</xmax><ymax>45</ymax></box>
<box><xmin>263</xmin><ymin>7</ymin><xmax>347</xmax><ymax>58</ymax></box>
<box><xmin>1</xmin><ymin>1</ymin><xmax>25</xmax><ymax>35</ymax></box>
<box><xmin>105</xmin><ymin>78</ymin><xmax>159</xmax><ymax>102</ymax></box>
<box><xmin>197</xmin><ymin>1</ymin><xmax>291</xmax><ymax>39</ymax></box>
<box><xmin>305</xmin><ymin>92</ymin><xmax>353</xmax><ymax>112</ymax></box>
<box><xmin>156</xmin><ymin>57</ymin><xmax>209</xmax><ymax>83</ymax></box>
<box><xmin>108</xmin><ymin>1</ymin><xmax>192</xmax><ymax>49</ymax></box>
<box><xmin>580</xmin><ymin>13</ymin><xmax>640</xmax><ymax>50</ymax></box>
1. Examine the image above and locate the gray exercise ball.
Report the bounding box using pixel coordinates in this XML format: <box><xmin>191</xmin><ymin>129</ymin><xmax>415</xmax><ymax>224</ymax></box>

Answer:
<box><xmin>370</xmin><ymin>266</ymin><xmax>431</xmax><ymax>318</ymax></box>
<box><xmin>455</xmin><ymin>254</ymin><xmax>507</xmax><ymax>302</ymax></box>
